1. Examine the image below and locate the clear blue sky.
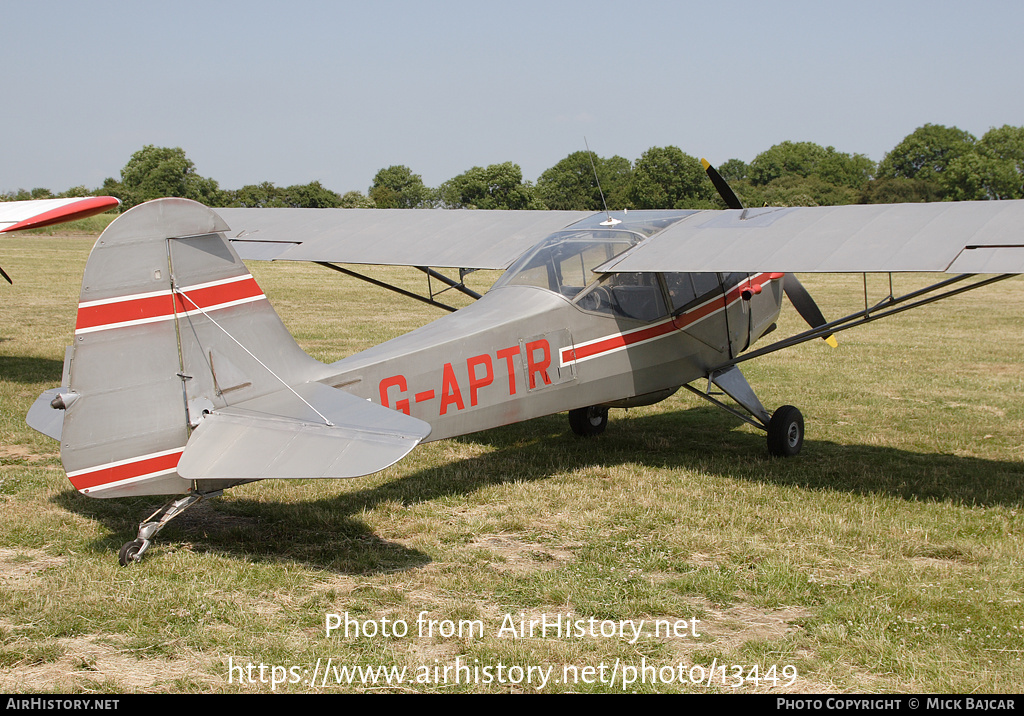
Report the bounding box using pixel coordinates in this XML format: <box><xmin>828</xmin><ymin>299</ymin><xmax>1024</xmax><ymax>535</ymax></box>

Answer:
<box><xmin>3</xmin><ymin>0</ymin><xmax>1022</xmax><ymax>195</ymax></box>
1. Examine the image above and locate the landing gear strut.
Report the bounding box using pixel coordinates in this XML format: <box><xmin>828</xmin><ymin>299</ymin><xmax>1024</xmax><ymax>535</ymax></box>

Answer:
<box><xmin>683</xmin><ymin>366</ymin><xmax>806</xmax><ymax>458</ymax></box>
<box><xmin>118</xmin><ymin>489</ymin><xmax>221</xmax><ymax>566</ymax></box>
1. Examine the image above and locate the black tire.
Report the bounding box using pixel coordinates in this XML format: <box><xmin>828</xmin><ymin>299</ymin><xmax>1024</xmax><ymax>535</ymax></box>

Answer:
<box><xmin>118</xmin><ymin>539</ymin><xmax>144</xmax><ymax>567</ymax></box>
<box><xmin>569</xmin><ymin>406</ymin><xmax>608</xmax><ymax>437</ymax></box>
<box><xmin>767</xmin><ymin>405</ymin><xmax>803</xmax><ymax>457</ymax></box>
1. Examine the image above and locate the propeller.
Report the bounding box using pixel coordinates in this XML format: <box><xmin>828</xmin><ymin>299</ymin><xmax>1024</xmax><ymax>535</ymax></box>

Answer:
<box><xmin>701</xmin><ymin>158</ymin><xmax>836</xmax><ymax>347</ymax></box>
<box><xmin>701</xmin><ymin>158</ymin><xmax>743</xmax><ymax>210</ymax></box>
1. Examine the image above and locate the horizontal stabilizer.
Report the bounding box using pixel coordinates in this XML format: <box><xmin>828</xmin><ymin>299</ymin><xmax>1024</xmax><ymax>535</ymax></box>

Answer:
<box><xmin>27</xmin><ymin>388</ymin><xmax>70</xmax><ymax>440</ymax></box>
<box><xmin>177</xmin><ymin>381</ymin><xmax>431</xmax><ymax>480</ymax></box>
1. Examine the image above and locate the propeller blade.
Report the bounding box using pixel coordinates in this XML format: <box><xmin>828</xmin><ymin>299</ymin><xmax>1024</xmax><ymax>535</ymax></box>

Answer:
<box><xmin>0</xmin><ymin>265</ymin><xmax>11</xmax><ymax>285</ymax></box>
<box><xmin>783</xmin><ymin>274</ymin><xmax>837</xmax><ymax>347</ymax></box>
<box><xmin>701</xmin><ymin>158</ymin><xmax>743</xmax><ymax>210</ymax></box>
<box><xmin>701</xmin><ymin>158</ymin><xmax>836</xmax><ymax>347</ymax></box>
<box><xmin>702</xmin><ymin>157</ymin><xmax>834</xmax><ymax>346</ymax></box>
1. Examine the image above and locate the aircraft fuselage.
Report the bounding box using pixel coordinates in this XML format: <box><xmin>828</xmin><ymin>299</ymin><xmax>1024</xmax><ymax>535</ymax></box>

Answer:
<box><xmin>318</xmin><ymin>272</ymin><xmax>784</xmax><ymax>442</ymax></box>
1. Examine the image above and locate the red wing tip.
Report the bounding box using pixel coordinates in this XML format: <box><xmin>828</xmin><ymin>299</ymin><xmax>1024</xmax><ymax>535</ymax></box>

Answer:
<box><xmin>2</xmin><ymin>196</ymin><xmax>120</xmax><ymax>233</ymax></box>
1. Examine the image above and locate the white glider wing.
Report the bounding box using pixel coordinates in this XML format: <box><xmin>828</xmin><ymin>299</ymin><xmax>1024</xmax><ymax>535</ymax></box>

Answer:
<box><xmin>0</xmin><ymin>196</ymin><xmax>120</xmax><ymax>234</ymax></box>
<box><xmin>0</xmin><ymin>196</ymin><xmax>120</xmax><ymax>283</ymax></box>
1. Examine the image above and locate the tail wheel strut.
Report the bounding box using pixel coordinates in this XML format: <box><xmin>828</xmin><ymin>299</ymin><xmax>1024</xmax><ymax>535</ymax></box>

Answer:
<box><xmin>118</xmin><ymin>489</ymin><xmax>222</xmax><ymax>566</ymax></box>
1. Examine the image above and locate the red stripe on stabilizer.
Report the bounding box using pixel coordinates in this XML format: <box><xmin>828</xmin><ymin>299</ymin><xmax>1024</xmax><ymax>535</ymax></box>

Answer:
<box><xmin>75</xmin><ymin>276</ymin><xmax>265</xmax><ymax>333</ymax></box>
<box><xmin>3</xmin><ymin>197</ymin><xmax>120</xmax><ymax>233</ymax></box>
<box><xmin>75</xmin><ymin>292</ymin><xmax>173</xmax><ymax>331</ymax></box>
<box><xmin>174</xmin><ymin>277</ymin><xmax>264</xmax><ymax>314</ymax></box>
<box><xmin>69</xmin><ymin>450</ymin><xmax>183</xmax><ymax>491</ymax></box>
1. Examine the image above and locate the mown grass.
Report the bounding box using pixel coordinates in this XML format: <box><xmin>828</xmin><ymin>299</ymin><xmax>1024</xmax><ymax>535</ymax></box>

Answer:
<box><xmin>0</xmin><ymin>231</ymin><xmax>1021</xmax><ymax>693</ymax></box>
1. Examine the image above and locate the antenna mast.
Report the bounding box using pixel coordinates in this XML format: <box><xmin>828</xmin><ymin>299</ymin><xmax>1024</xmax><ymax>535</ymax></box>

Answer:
<box><xmin>584</xmin><ymin>137</ymin><xmax>620</xmax><ymax>226</ymax></box>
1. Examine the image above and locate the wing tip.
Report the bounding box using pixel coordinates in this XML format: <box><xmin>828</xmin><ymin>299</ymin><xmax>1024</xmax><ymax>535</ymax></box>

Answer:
<box><xmin>1</xmin><ymin>196</ymin><xmax>120</xmax><ymax>233</ymax></box>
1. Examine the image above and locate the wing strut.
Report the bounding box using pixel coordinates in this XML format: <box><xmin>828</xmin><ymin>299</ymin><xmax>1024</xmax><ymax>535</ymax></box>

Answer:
<box><xmin>418</xmin><ymin>266</ymin><xmax>482</xmax><ymax>301</ymax></box>
<box><xmin>315</xmin><ymin>262</ymin><xmax>461</xmax><ymax>312</ymax></box>
<box><xmin>681</xmin><ymin>366</ymin><xmax>772</xmax><ymax>429</ymax></box>
<box><xmin>719</xmin><ymin>272</ymin><xmax>1016</xmax><ymax>369</ymax></box>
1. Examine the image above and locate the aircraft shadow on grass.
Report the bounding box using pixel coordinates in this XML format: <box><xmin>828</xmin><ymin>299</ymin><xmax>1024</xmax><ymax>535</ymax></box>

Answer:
<box><xmin>51</xmin><ymin>406</ymin><xmax>1024</xmax><ymax>573</ymax></box>
<box><xmin>0</xmin><ymin>355</ymin><xmax>64</xmax><ymax>384</ymax></box>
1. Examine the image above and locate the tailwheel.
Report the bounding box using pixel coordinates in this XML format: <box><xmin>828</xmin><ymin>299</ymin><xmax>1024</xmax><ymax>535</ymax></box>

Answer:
<box><xmin>767</xmin><ymin>405</ymin><xmax>804</xmax><ymax>457</ymax></box>
<box><xmin>116</xmin><ymin>490</ymin><xmax>220</xmax><ymax>566</ymax></box>
<box><xmin>568</xmin><ymin>406</ymin><xmax>609</xmax><ymax>437</ymax></box>
<box><xmin>118</xmin><ymin>539</ymin><xmax>147</xmax><ymax>567</ymax></box>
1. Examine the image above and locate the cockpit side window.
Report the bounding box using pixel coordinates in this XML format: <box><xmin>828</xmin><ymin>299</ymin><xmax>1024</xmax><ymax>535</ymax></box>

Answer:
<box><xmin>575</xmin><ymin>272</ymin><xmax>668</xmax><ymax>322</ymax></box>
<box><xmin>664</xmin><ymin>272</ymin><xmax>750</xmax><ymax>313</ymax></box>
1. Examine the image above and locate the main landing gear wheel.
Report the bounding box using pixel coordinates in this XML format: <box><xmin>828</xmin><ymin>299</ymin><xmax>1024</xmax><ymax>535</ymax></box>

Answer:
<box><xmin>569</xmin><ymin>406</ymin><xmax>609</xmax><ymax>437</ymax></box>
<box><xmin>767</xmin><ymin>405</ymin><xmax>804</xmax><ymax>457</ymax></box>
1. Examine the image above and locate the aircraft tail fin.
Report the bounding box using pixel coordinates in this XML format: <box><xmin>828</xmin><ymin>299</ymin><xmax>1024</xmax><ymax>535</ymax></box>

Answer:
<box><xmin>32</xmin><ymin>198</ymin><xmax>429</xmax><ymax>498</ymax></box>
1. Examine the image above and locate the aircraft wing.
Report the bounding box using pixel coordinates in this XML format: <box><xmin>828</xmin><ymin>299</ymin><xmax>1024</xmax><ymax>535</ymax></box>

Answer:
<box><xmin>217</xmin><ymin>207</ymin><xmax>595</xmax><ymax>270</ymax></box>
<box><xmin>0</xmin><ymin>197</ymin><xmax>120</xmax><ymax>233</ymax></box>
<box><xmin>597</xmin><ymin>200</ymin><xmax>1024</xmax><ymax>275</ymax></box>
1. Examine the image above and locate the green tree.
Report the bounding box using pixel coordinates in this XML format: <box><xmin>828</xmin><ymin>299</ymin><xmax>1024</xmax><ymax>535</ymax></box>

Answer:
<box><xmin>717</xmin><ymin>159</ymin><xmax>749</xmax><ymax>182</ymax></box>
<box><xmin>339</xmin><ymin>190</ymin><xmax>375</xmax><ymax>208</ymax></box>
<box><xmin>535</xmin><ymin>151</ymin><xmax>632</xmax><ymax>210</ymax></box>
<box><xmin>58</xmin><ymin>185</ymin><xmax>94</xmax><ymax>198</ymax></box>
<box><xmin>859</xmin><ymin>177</ymin><xmax>944</xmax><ymax>204</ymax></box>
<box><xmin>369</xmin><ymin>165</ymin><xmax>434</xmax><ymax>208</ymax></box>
<box><xmin>114</xmin><ymin>145</ymin><xmax>225</xmax><ymax>209</ymax></box>
<box><xmin>279</xmin><ymin>181</ymin><xmax>342</xmax><ymax>208</ymax></box>
<box><xmin>757</xmin><ymin>175</ymin><xmax>859</xmax><ymax>207</ymax></box>
<box><xmin>4</xmin><ymin>188</ymin><xmax>54</xmax><ymax>200</ymax></box>
<box><xmin>942</xmin><ymin>125</ymin><xmax>1024</xmax><ymax>200</ymax></box>
<box><xmin>816</xmin><ymin>150</ymin><xmax>876</xmax><ymax>189</ymax></box>
<box><xmin>229</xmin><ymin>181</ymin><xmax>286</xmax><ymax>208</ymax></box>
<box><xmin>749</xmin><ymin>142</ymin><xmax>827</xmax><ymax>185</ymax></box>
<box><xmin>749</xmin><ymin>141</ymin><xmax>874</xmax><ymax>189</ymax></box>
<box><xmin>876</xmin><ymin>124</ymin><xmax>976</xmax><ymax>184</ymax></box>
<box><xmin>229</xmin><ymin>180</ymin><xmax>343</xmax><ymax>208</ymax></box>
<box><xmin>99</xmin><ymin>177</ymin><xmax>125</xmax><ymax>203</ymax></box>
<box><xmin>438</xmin><ymin>162</ymin><xmax>544</xmax><ymax>210</ymax></box>
<box><xmin>628</xmin><ymin>146</ymin><xmax>715</xmax><ymax>209</ymax></box>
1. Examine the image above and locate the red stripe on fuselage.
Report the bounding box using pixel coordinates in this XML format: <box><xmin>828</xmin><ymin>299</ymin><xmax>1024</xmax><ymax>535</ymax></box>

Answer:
<box><xmin>561</xmin><ymin>318</ymin><xmax>678</xmax><ymax>364</ymax></box>
<box><xmin>561</xmin><ymin>273</ymin><xmax>772</xmax><ymax>365</ymax></box>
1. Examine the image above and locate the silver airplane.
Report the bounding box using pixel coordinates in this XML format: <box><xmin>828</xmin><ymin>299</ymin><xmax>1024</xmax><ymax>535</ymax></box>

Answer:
<box><xmin>26</xmin><ymin>165</ymin><xmax>1024</xmax><ymax>564</ymax></box>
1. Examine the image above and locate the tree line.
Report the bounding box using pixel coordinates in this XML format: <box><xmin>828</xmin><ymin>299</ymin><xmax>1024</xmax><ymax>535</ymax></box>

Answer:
<box><xmin>5</xmin><ymin>124</ymin><xmax>1022</xmax><ymax>211</ymax></box>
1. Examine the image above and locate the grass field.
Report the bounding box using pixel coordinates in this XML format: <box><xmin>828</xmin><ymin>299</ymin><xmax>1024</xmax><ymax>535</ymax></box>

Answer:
<box><xmin>0</xmin><ymin>230</ymin><xmax>1022</xmax><ymax>693</ymax></box>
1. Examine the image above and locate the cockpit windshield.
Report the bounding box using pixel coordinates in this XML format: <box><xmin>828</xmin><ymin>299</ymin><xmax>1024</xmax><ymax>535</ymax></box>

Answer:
<box><xmin>491</xmin><ymin>229</ymin><xmax>639</xmax><ymax>300</ymax></box>
<box><xmin>490</xmin><ymin>211</ymin><xmax>698</xmax><ymax>301</ymax></box>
